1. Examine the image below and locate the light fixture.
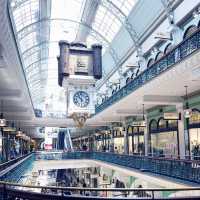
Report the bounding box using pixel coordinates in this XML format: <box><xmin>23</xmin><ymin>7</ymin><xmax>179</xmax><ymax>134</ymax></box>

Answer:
<box><xmin>184</xmin><ymin>86</ymin><xmax>191</xmax><ymax>118</ymax></box>
<box><xmin>16</xmin><ymin>124</ymin><xmax>23</xmax><ymax>137</ymax></box>
<box><xmin>0</xmin><ymin>100</ymin><xmax>6</xmax><ymax>127</ymax></box>
<box><xmin>0</xmin><ymin>114</ymin><xmax>6</xmax><ymax>127</ymax></box>
<box><xmin>142</xmin><ymin>104</ymin><xmax>146</xmax><ymax>126</ymax></box>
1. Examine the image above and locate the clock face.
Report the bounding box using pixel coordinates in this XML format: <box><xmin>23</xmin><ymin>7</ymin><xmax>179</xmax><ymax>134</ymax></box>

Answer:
<box><xmin>73</xmin><ymin>91</ymin><xmax>90</xmax><ymax>108</ymax></box>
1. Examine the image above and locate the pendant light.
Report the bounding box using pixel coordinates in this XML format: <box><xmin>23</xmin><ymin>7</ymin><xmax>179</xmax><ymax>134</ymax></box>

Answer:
<box><xmin>184</xmin><ymin>86</ymin><xmax>191</xmax><ymax>118</ymax></box>
<box><xmin>142</xmin><ymin>104</ymin><xmax>146</xmax><ymax>127</ymax></box>
<box><xmin>16</xmin><ymin>121</ymin><xmax>23</xmax><ymax>137</ymax></box>
<box><xmin>0</xmin><ymin>100</ymin><xmax>6</xmax><ymax>127</ymax></box>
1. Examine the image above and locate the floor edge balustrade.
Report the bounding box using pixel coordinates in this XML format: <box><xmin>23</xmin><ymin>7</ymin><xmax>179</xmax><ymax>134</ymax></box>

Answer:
<box><xmin>1</xmin><ymin>180</ymin><xmax>200</xmax><ymax>200</ymax></box>
<box><xmin>95</xmin><ymin>27</ymin><xmax>200</xmax><ymax>114</ymax></box>
<box><xmin>0</xmin><ymin>153</ymin><xmax>33</xmax><ymax>172</ymax></box>
<box><xmin>35</xmin><ymin>151</ymin><xmax>200</xmax><ymax>184</ymax></box>
<box><xmin>0</xmin><ymin>153</ymin><xmax>34</xmax><ymax>182</ymax></box>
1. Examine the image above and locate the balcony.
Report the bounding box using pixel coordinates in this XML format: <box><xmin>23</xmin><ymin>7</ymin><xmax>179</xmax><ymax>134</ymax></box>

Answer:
<box><xmin>95</xmin><ymin>28</ymin><xmax>200</xmax><ymax>114</ymax></box>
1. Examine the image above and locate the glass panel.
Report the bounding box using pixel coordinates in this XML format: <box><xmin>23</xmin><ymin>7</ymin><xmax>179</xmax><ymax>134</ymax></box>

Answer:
<box><xmin>151</xmin><ymin>132</ymin><xmax>178</xmax><ymax>158</ymax></box>
<box><xmin>129</xmin><ymin>136</ymin><xmax>132</xmax><ymax>154</ymax></box>
<box><xmin>114</xmin><ymin>137</ymin><xmax>124</xmax><ymax>154</ymax></box>
<box><xmin>190</xmin><ymin>128</ymin><xmax>200</xmax><ymax>159</ymax></box>
<box><xmin>9</xmin><ymin>0</ymin><xmax>138</xmax><ymax>111</ymax></box>
<box><xmin>190</xmin><ymin>113</ymin><xmax>200</xmax><ymax>125</ymax></box>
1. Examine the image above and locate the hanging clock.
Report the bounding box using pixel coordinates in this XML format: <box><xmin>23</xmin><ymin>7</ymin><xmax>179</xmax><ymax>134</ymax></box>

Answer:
<box><xmin>73</xmin><ymin>91</ymin><xmax>90</xmax><ymax>108</ymax></box>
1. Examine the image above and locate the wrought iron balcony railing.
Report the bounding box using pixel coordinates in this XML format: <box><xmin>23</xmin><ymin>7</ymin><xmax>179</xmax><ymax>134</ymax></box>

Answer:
<box><xmin>35</xmin><ymin>151</ymin><xmax>200</xmax><ymax>184</ymax></box>
<box><xmin>95</xmin><ymin>28</ymin><xmax>200</xmax><ymax>114</ymax></box>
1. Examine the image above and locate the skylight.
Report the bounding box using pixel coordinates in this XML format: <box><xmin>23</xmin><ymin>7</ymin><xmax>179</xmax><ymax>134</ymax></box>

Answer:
<box><xmin>8</xmin><ymin>0</ymin><xmax>138</xmax><ymax>117</ymax></box>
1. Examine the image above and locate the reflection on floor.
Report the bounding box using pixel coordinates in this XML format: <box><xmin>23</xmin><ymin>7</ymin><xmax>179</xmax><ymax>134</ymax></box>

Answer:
<box><xmin>19</xmin><ymin>159</ymin><xmax>200</xmax><ymax>198</ymax></box>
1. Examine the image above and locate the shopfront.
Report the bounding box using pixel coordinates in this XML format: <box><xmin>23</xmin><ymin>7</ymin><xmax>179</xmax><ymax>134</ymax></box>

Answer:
<box><xmin>128</xmin><ymin>127</ymin><xmax>144</xmax><ymax>155</ymax></box>
<box><xmin>149</xmin><ymin>117</ymin><xmax>179</xmax><ymax>158</ymax></box>
<box><xmin>113</xmin><ymin>130</ymin><xmax>124</xmax><ymax>154</ymax></box>
<box><xmin>128</xmin><ymin>126</ymin><xmax>133</xmax><ymax>154</ymax></box>
<box><xmin>96</xmin><ymin>135</ymin><xmax>103</xmax><ymax>151</ymax></box>
<box><xmin>188</xmin><ymin>109</ymin><xmax>200</xmax><ymax>158</ymax></box>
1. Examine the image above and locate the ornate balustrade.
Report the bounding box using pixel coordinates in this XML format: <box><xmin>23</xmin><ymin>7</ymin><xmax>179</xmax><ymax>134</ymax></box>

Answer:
<box><xmin>2</xmin><ymin>151</ymin><xmax>200</xmax><ymax>189</ymax></box>
<box><xmin>1</xmin><ymin>180</ymin><xmax>200</xmax><ymax>200</ymax></box>
<box><xmin>95</xmin><ymin>28</ymin><xmax>200</xmax><ymax>114</ymax></box>
<box><xmin>0</xmin><ymin>153</ymin><xmax>32</xmax><ymax>172</ymax></box>
<box><xmin>36</xmin><ymin>151</ymin><xmax>200</xmax><ymax>184</ymax></box>
<box><xmin>0</xmin><ymin>153</ymin><xmax>34</xmax><ymax>182</ymax></box>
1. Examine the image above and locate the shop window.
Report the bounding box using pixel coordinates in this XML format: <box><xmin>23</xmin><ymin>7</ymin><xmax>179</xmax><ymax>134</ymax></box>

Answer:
<box><xmin>155</xmin><ymin>52</ymin><xmax>164</xmax><ymax>61</ymax></box>
<box><xmin>164</xmin><ymin>43</ymin><xmax>173</xmax><ymax>54</ymax></box>
<box><xmin>190</xmin><ymin>111</ymin><xmax>200</xmax><ymax>125</ymax></box>
<box><xmin>149</xmin><ymin>119</ymin><xmax>157</xmax><ymax>132</ymax></box>
<box><xmin>139</xmin><ymin>127</ymin><xmax>145</xmax><ymax>133</ymax></box>
<box><xmin>167</xmin><ymin>120</ymin><xmax>178</xmax><ymax>128</ymax></box>
<box><xmin>126</xmin><ymin>77</ymin><xmax>131</xmax><ymax>84</ymax></box>
<box><xmin>158</xmin><ymin>117</ymin><xmax>167</xmax><ymax>129</ymax></box>
<box><xmin>133</xmin><ymin>127</ymin><xmax>138</xmax><ymax>133</ymax></box>
<box><xmin>183</xmin><ymin>25</ymin><xmax>198</xmax><ymax>39</ymax></box>
<box><xmin>151</xmin><ymin>131</ymin><xmax>178</xmax><ymax>157</ymax></box>
<box><xmin>128</xmin><ymin>126</ymin><xmax>132</xmax><ymax>134</ymax></box>
<box><xmin>129</xmin><ymin>135</ymin><xmax>132</xmax><ymax>154</ymax></box>
<box><xmin>147</xmin><ymin>58</ymin><xmax>154</xmax><ymax>68</ymax></box>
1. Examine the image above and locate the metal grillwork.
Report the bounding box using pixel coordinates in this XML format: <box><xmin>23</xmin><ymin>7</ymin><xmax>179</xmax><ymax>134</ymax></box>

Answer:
<box><xmin>95</xmin><ymin>27</ymin><xmax>200</xmax><ymax>114</ymax></box>
<box><xmin>1</xmin><ymin>152</ymin><xmax>200</xmax><ymax>199</ymax></box>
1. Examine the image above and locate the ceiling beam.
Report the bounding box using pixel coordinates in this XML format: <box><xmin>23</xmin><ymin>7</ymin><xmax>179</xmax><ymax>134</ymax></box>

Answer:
<box><xmin>0</xmin><ymin>89</ymin><xmax>21</xmax><ymax>98</ymax></box>
<box><xmin>75</xmin><ymin>0</ymin><xmax>100</xmax><ymax>42</ymax></box>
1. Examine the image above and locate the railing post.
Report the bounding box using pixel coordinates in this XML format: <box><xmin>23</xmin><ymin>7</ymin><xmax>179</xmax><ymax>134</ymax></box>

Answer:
<box><xmin>3</xmin><ymin>183</ymin><xmax>7</xmax><ymax>200</ymax></box>
<box><xmin>152</xmin><ymin>190</ymin><xmax>154</xmax><ymax>199</ymax></box>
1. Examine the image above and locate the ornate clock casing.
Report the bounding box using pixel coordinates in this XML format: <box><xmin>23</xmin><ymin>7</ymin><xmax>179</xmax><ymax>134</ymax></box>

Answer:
<box><xmin>58</xmin><ymin>42</ymin><xmax>102</xmax><ymax>121</ymax></box>
<box><xmin>66</xmin><ymin>84</ymin><xmax>96</xmax><ymax>116</ymax></box>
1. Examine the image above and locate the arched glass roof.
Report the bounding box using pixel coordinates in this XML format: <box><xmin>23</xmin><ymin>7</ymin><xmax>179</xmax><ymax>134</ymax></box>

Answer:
<box><xmin>8</xmin><ymin>0</ymin><xmax>138</xmax><ymax>115</ymax></box>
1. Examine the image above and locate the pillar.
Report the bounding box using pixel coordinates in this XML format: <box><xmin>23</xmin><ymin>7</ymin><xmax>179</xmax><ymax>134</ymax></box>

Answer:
<box><xmin>109</xmin><ymin>128</ymin><xmax>114</xmax><ymax>152</ymax></box>
<box><xmin>144</xmin><ymin>115</ymin><xmax>148</xmax><ymax>156</ymax></box>
<box><xmin>176</xmin><ymin>104</ymin><xmax>186</xmax><ymax>159</ymax></box>
<box><xmin>123</xmin><ymin>125</ymin><xmax>129</xmax><ymax>154</ymax></box>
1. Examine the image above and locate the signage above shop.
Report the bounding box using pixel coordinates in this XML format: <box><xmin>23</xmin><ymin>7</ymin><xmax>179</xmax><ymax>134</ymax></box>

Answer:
<box><xmin>132</xmin><ymin>121</ymin><xmax>146</xmax><ymax>127</ymax></box>
<box><xmin>3</xmin><ymin>127</ymin><xmax>16</xmax><ymax>132</ymax></box>
<box><xmin>163</xmin><ymin>112</ymin><xmax>180</xmax><ymax>120</ymax></box>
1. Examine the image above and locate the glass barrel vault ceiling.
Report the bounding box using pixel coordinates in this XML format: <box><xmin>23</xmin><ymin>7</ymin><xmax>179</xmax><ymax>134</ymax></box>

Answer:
<box><xmin>8</xmin><ymin>0</ymin><xmax>138</xmax><ymax>116</ymax></box>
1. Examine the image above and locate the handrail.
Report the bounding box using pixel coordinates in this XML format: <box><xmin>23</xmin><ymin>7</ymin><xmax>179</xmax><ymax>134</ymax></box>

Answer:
<box><xmin>95</xmin><ymin>27</ymin><xmax>200</xmax><ymax>114</ymax></box>
<box><xmin>1</xmin><ymin>180</ymin><xmax>200</xmax><ymax>200</ymax></box>
<box><xmin>34</xmin><ymin>151</ymin><xmax>200</xmax><ymax>184</ymax></box>
<box><xmin>0</xmin><ymin>180</ymin><xmax>198</xmax><ymax>192</ymax></box>
<box><xmin>0</xmin><ymin>153</ymin><xmax>32</xmax><ymax>172</ymax></box>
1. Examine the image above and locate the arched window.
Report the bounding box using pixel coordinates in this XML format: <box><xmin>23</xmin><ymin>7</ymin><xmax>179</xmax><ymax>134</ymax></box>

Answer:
<box><xmin>198</xmin><ymin>20</ymin><xmax>200</xmax><ymax>28</ymax></box>
<box><xmin>126</xmin><ymin>77</ymin><xmax>131</xmax><ymax>84</ymax></box>
<box><xmin>155</xmin><ymin>52</ymin><xmax>164</xmax><ymax>61</ymax></box>
<box><xmin>147</xmin><ymin>58</ymin><xmax>154</xmax><ymax>68</ymax></box>
<box><xmin>168</xmin><ymin>120</ymin><xmax>178</xmax><ymax>128</ymax></box>
<box><xmin>158</xmin><ymin>117</ymin><xmax>167</xmax><ymax>129</ymax></box>
<box><xmin>131</xmin><ymin>73</ymin><xmax>135</xmax><ymax>79</ymax></box>
<box><xmin>183</xmin><ymin>25</ymin><xmax>198</xmax><ymax>39</ymax></box>
<box><xmin>149</xmin><ymin>119</ymin><xmax>158</xmax><ymax>132</ymax></box>
<box><xmin>133</xmin><ymin>127</ymin><xmax>139</xmax><ymax>134</ymax></box>
<box><xmin>190</xmin><ymin>108</ymin><xmax>200</xmax><ymax>125</ymax></box>
<box><xmin>164</xmin><ymin>43</ymin><xmax>173</xmax><ymax>54</ymax></box>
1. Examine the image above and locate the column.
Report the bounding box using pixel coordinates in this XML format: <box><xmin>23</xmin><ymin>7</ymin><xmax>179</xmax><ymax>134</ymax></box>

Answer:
<box><xmin>123</xmin><ymin>125</ymin><xmax>129</xmax><ymax>155</ymax></box>
<box><xmin>144</xmin><ymin>115</ymin><xmax>148</xmax><ymax>156</ymax></box>
<box><xmin>176</xmin><ymin>104</ymin><xmax>186</xmax><ymax>159</ymax></box>
<box><xmin>109</xmin><ymin>128</ymin><xmax>114</xmax><ymax>152</ymax></box>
